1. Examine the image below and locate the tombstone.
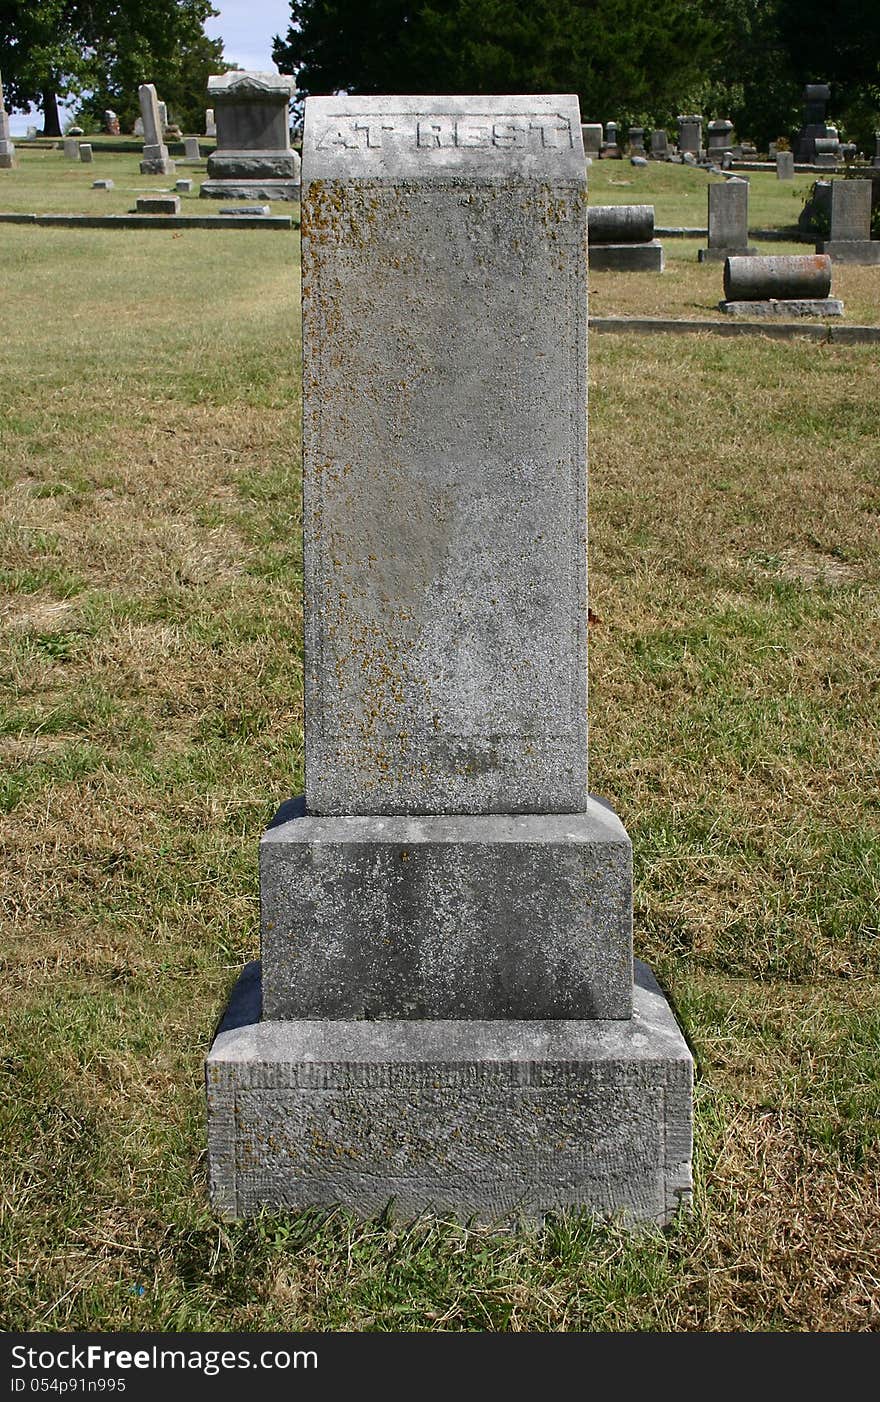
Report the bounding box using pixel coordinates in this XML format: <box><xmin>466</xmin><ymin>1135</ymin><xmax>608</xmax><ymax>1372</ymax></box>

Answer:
<box><xmin>157</xmin><ymin>100</ymin><xmax>168</xmax><ymax>132</ymax></box>
<box><xmin>874</xmin><ymin>132</ymin><xmax>880</xmax><ymax>169</ymax></box>
<box><xmin>205</xmin><ymin>108</ymin><xmax>216</xmax><ymax>137</ymax></box>
<box><xmin>138</xmin><ymin>83</ymin><xmax>174</xmax><ymax>176</ymax></box>
<box><xmin>650</xmin><ymin>129</ymin><xmax>669</xmax><ymax>159</ymax></box>
<box><xmin>104</xmin><ymin>109</ymin><xmax>120</xmax><ymax>135</ymax></box>
<box><xmin>135</xmin><ymin>194</ymin><xmax>180</xmax><ymax>215</ymax></box>
<box><xmin>601</xmin><ymin>119</ymin><xmax>621</xmax><ymax>157</ymax></box>
<box><xmin>706</xmin><ymin>118</ymin><xmax>734</xmax><ymax>160</ymax></box>
<box><xmin>768</xmin><ymin>142</ymin><xmax>778</xmax><ymax>159</ymax></box>
<box><xmin>63</xmin><ymin>137</ymin><xmax>79</xmax><ymax>160</ymax></box>
<box><xmin>183</xmin><ymin>136</ymin><xmax>200</xmax><ymax>159</ymax></box>
<box><xmin>217</xmin><ymin>203</ymin><xmax>271</xmax><ymax>216</ymax></box>
<box><xmin>78</xmin><ymin>143</ymin><xmax>93</xmax><ymax>163</ymax></box>
<box><xmin>25</xmin><ymin>125</ymin><xmax>38</xmax><ymax>140</ymax></box>
<box><xmin>588</xmin><ymin>204</ymin><xmax>664</xmax><ymax>270</ymax></box>
<box><xmin>816</xmin><ymin>180</ymin><xmax>880</xmax><ymax>263</ymax></box>
<box><xmin>0</xmin><ymin>80</ymin><xmax>15</xmax><ymax>169</ymax></box>
<box><xmin>204</xmin><ymin>93</ymin><xmax>694</xmax><ymax>1224</ymax></box>
<box><xmin>776</xmin><ymin>151</ymin><xmax>794</xmax><ymax>180</ymax></box>
<box><xmin>628</xmin><ymin>126</ymin><xmax>645</xmax><ymax>154</ymax></box>
<box><xmin>720</xmin><ymin>253</ymin><xmax>843</xmax><ymax>315</ymax></box>
<box><xmin>699</xmin><ymin>178</ymin><xmax>757</xmax><ymax>261</ymax></box>
<box><xmin>175</xmin><ymin>178</ymin><xmax>193</xmax><ymax>193</ymax></box>
<box><xmin>581</xmin><ymin>122</ymin><xmax>602</xmax><ymax>157</ymax></box>
<box><xmin>794</xmin><ymin>83</ymin><xmax>840</xmax><ymax>164</ymax></box>
<box><xmin>200</xmin><ymin>71</ymin><xmax>300</xmax><ymax>200</ymax></box>
<box><xmin>92</xmin><ymin>179</ymin><xmax>114</xmax><ymax>190</ymax></box>
<box><xmin>677</xmin><ymin>114</ymin><xmax>703</xmax><ymax>159</ymax></box>
<box><xmin>134</xmin><ymin>117</ymin><xmax>144</xmax><ymax>137</ymax></box>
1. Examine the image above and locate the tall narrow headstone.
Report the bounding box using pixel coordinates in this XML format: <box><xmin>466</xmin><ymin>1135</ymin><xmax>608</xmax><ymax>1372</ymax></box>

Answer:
<box><xmin>581</xmin><ymin>122</ymin><xmax>602</xmax><ymax>157</ymax></box>
<box><xmin>650</xmin><ymin>129</ymin><xmax>669</xmax><ymax>159</ymax></box>
<box><xmin>776</xmin><ymin>150</ymin><xmax>794</xmax><ymax>180</ymax></box>
<box><xmin>205</xmin><ymin>108</ymin><xmax>216</xmax><ymax>137</ymax></box>
<box><xmin>78</xmin><ymin>142</ymin><xmax>93</xmax><ymax>163</ymax></box>
<box><xmin>628</xmin><ymin>126</ymin><xmax>645</xmax><ymax>154</ymax></box>
<box><xmin>200</xmin><ymin>71</ymin><xmax>300</xmax><ymax>200</ymax></box>
<box><xmin>205</xmin><ymin>94</ymin><xmax>694</xmax><ymax>1225</ymax></box>
<box><xmin>138</xmin><ymin>83</ymin><xmax>174</xmax><ymax>175</ymax></box>
<box><xmin>816</xmin><ymin>179</ymin><xmax>880</xmax><ymax>263</ymax></box>
<box><xmin>699</xmin><ymin>178</ymin><xmax>756</xmax><ymax>260</ymax></box>
<box><xmin>601</xmin><ymin>119</ymin><xmax>620</xmax><ymax>157</ymax></box>
<box><xmin>63</xmin><ymin>137</ymin><xmax>79</xmax><ymax>160</ymax></box>
<box><xmin>157</xmin><ymin>100</ymin><xmax>168</xmax><ymax>132</ymax></box>
<box><xmin>0</xmin><ymin>79</ymin><xmax>15</xmax><ymax>169</ymax></box>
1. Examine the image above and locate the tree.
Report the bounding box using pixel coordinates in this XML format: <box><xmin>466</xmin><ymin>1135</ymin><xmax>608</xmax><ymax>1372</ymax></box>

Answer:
<box><xmin>272</xmin><ymin>0</ymin><xmax>716</xmax><ymax>131</ymax></box>
<box><xmin>0</xmin><ymin>0</ymin><xmax>225</xmax><ymax>136</ymax></box>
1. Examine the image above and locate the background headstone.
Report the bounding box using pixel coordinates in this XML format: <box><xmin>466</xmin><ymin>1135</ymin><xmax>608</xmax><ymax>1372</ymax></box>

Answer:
<box><xmin>677</xmin><ymin>114</ymin><xmax>703</xmax><ymax>158</ymax></box>
<box><xmin>581</xmin><ymin>122</ymin><xmax>602</xmax><ymax>156</ymax></box>
<box><xmin>699</xmin><ymin>178</ymin><xmax>756</xmax><ymax>260</ymax></box>
<box><xmin>816</xmin><ymin>179</ymin><xmax>880</xmax><ymax>263</ymax></box>
<box><xmin>138</xmin><ymin>83</ymin><xmax>174</xmax><ymax>176</ymax></box>
<box><xmin>205</xmin><ymin>108</ymin><xmax>216</xmax><ymax>137</ymax></box>
<box><xmin>63</xmin><ymin>137</ymin><xmax>79</xmax><ymax>160</ymax></box>
<box><xmin>201</xmin><ymin>71</ymin><xmax>300</xmax><ymax>200</ymax></box>
<box><xmin>78</xmin><ymin>143</ymin><xmax>93</xmax><ymax>163</ymax></box>
<box><xmin>183</xmin><ymin>137</ymin><xmax>200</xmax><ymax>159</ymax></box>
<box><xmin>776</xmin><ymin>151</ymin><xmax>794</xmax><ymax>179</ymax></box>
<box><xmin>650</xmin><ymin>129</ymin><xmax>669</xmax><ymax>158</ymax></box>
<box><xmin>706</xmin><ymin>118</ymin><xmax>734</xmax><ymax>159</ymax></box>
<box><xmin>0</xmin><ymin>79</ymin><xmax>15</xmax><ymax>169</ymax></box>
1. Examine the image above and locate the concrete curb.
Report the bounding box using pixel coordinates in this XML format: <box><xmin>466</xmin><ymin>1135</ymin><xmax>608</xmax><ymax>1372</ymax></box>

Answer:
<box><xmin>589</xmin><ymin>315</ymin><xmax>880</xmax><ymax>343</ymax></box>
<box><xmin>0</xmin><ymin>211</ymin><xmax>294</xmax><ymax>229</ymax></box>
<box><xmin>656</xmin><ymin>226</ymin><xmax>810</xmax><ymax>242</ymax></box>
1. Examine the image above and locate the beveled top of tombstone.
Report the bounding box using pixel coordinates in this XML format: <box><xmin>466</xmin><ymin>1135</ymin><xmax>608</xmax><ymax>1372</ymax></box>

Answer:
<box><xmin>303</xmin><ymin>94</ymin><xmax>585</xmax><ymax>182</ymax></box>
<box><xmin>208</xmin><ymin>71</ymin><xmax>296</xmax><ymax>101</ymax></box>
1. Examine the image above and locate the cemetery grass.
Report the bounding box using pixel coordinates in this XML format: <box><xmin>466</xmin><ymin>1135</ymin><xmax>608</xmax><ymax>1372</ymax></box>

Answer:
<box><xmin>1</xmin><ymin>225</ymin><xmax>879</xmax><ymax>1332</ymax></box>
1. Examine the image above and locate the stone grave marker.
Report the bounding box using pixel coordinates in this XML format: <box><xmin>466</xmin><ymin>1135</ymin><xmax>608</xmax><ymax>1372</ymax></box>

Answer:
<box><xmin>79</xmin><ymin>143</ymin><xmax>93</xmax><ymax>163</ymax></box>
<box><xmin>816</xmin><ymin>180</ymin><xmax>880</xmax><ymax>263</ymax></box>
<box><xmin>677</xmin><ymin>114</ymin><xmax>703</xmax><ymax>158</ymax></box>
<box><xmin>720</xmin><ymin>253</ymin><xmax>843</xmax><ymax>315</ymax></box>
<box><xmin>776</xmin><ymin>151</ymin><xmax>794</xmax><ymax>180</ymax></box>
<box><xmin>581</xmin><ymin>123</ymin><xmax>602</xmax><ymax>157</ymax></box>
<box><xmin>138</xmin><ymin>84</ymin><xmax>174</xmax><ymax>176</ymax></box>
<box><xmin>0</xmin><ymin>79</ymin><xmax>15</xmax><ymax>169</ymax></box>
<box><xmin>176</xmin><ymin>178</ymin><xmax>193</xmax><ymax>193</ymax></box>
<box><xmin>201</xmin><ymin>71</ymin><xmax>300</xmax><ymax>200</ymax></box>
<box><xmin>183</xmin><ymin>137</ymin><xmax>200</xmax><ymax>159</ymax></box>
<box><xmin>706</xmin><ymin>118</ymin><xmax>734</xmax><ymax>159</ymax></box>
<box><xmin>588</xmin><ymin>204</ymin><xmax>664</xmax><ymax>270</ymax></box>
<box><xmin>650</xmin><ymin>129</ymin><xmax>669</xmax><ymax>158</ymax></box>
<box><xmin>136</xmin><ymin>194</ymin><xmax>180</xmax><ymax>215</ymax></box>
<box><xmin>699</xmin><ymin>178</ymin><xmax>757</xmax><ymax>261</ymax></box>
<box><xmin>205</xmin><ymin>93</ymin><xmax>693</xmax><ymax>1224</ymax></box>
<box><xmin>63</xmin><ymin>137</ymin><xmax>79</xmax><ymax>160</ymax></box>
<box><xmin>205</xmin><ymin>108</ymin><xmax>216</xmax><ymax>137</ymax></box>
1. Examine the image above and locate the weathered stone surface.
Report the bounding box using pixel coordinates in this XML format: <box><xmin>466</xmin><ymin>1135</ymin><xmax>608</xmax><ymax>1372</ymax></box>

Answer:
<box><xmin>301</xmin><ymin>95</ymin><xmax>588</xmax><ymax>817</ymax></box>
<box><xmin>706</xmin><ymin>118</ymin><xmax>734</xmax><ymax>157</ymax></box>
<box><xmin>78</xmin><ymin>143</ymin><xmax>93</xmax><ymax>163</ymax></box>
<box><xmin>816</xmin><ymin>239</ymin><xmax>880</xmax><ymax>263</ymax></box>
<box><xmin>138</xmin><ymin>83</ymin><xmax>174</xmax><ymax>175</ymax></box>
<box><xmin>650</xmin><ymin>129</ymin><xmax>669</xmax><ymax>157</ymax></box>
<box><xmin>92</xmin><ymin>179</ymin><xmax>114</xmax><ymax>190</ymax></box>
<box><xmin>217</xmin><ymin>203</ymin><xmax>271</xmax><ymax>216</ymax></box>
<box><xmin>698</xmin><ymin>179</ymin><xmax>756</xmax><ymax>261</ymax></box>
<box><xmin>677</xmin><ymin>114</ymin><xmax>703</xmax><ymax>156</ymax></box>
<box><xmin>205</xmin><ymin>108</ymin><xmax>216</xmax><ymax>137</ymax></box>
<box><xmin>135</xmin><ymin>194</ymin><xmax>181</xmax><ymax>215</ymax></box>
<box><xmin>175</xmin><ymin>178</ymin><xmax>193</xmax><ymax>192</ymax></box>
<box><xmin>63</xmin><ymin>138</ymin><xmax>79</xmax><ymax>159</ymax></box>
<box><xmin>206</xmin><ymin>960</ymin><xmax>693</xmax><ymax>1224</ymax></box>
<box><xmin>589</xmin><ymin>242</ymin><xmax>664</xmax><ymax>271</ymax></box>
<box><xmin>720</xmin><ymin>297</ymin><xmax>843</xmax><ymax>317</ymax></box>
<box><xmin>776</xmin><ymin>151</ymin><xmax>794</xmax><ymax>180</ymax></box>
<box><xmin>581</xmin><ymin>123</ymin><xmax>602</xmax><ymax>155</ymax></box>
<box><xmin>829</xmin><ymin>179</ymin><xmax>871</xmax><ymax>240</ymax></box>
<box><xmin>260</xmin><ymin>796</ymin><xmax>633</xmax><ymax>1021</ymax></box>
<box><xmin>183</xmin><ymin>137</ymin><xmax>200</xmax><ymax>159</ymax></box>
<box><xmin>0</xmin><ymin>96</ymin><xmax>15</xmax><ymax>168</ymax></box>
<box><xmin>199</xmin><ymin>178</ymin><xmax>300</xmax><ymax>201</ymax></box>
<box><xmin>724</xmin><ymin>252</ymin><xmax>831</xmax><ymax>300</ymax></box>
<box><xmin>588</xmin><ymin>204</ymin><xmax>654</xmax><ymax>243</ymax></box>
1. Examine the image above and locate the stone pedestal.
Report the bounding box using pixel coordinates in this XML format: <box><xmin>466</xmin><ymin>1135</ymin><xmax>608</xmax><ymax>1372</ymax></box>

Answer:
<box><xmin>205</xmin><ymin>94</ymin><xmax>693</xmax><ymax>1225</ymax></box>
<box><xmin>200</xmin><ymin>71</ymin><xmax>300</xmax><ymax>200</ymax></box>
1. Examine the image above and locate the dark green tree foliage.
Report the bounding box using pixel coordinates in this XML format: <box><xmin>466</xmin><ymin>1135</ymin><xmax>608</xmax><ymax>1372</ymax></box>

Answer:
<box><xmin>0</xmin><ymin>0</ymin><xmax>225</xmax><ymax>135</ymax></box>
<box><xmin>273</xmin><ymin>0</ymin><xmax>717</xmax><ymax>130</ymax></box>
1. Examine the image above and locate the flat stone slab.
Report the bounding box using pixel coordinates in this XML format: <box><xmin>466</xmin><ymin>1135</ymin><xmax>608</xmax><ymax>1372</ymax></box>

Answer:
<box><xmin>205</xmin><ymin>960</ymin><xmax>693</xmax><ymax>1225</ymax></box>
<box><xmin>816</xmin><ymin>239</ymin><xmax>880</xmax><ymax>264</ymax></box>
<box><xmin>136</xmin><ymin>195</ymin><xmax>180</xmax><ymax>215</ymax></box>
<box><xmin>92</xmin><ymin>179</ymin><xmax>114</xmax><ymax>190</ymax></box>
<box><xmin>200</xmin><ymin>179</ymin><xmax>300</xmax><ymax>201</ymax></box>
<box><xmin>217</xmin><ymin>204</ymin><xmax>271</xmax><ymax>216</ymax></box>
<box><xmin>0</xmin><ymin>212</ymin><xmax>293</xmax><ymax>230</ymax></box>
<box><xmin>589</xmin><ymin>241</ymin><xmax>664</xmax><ymax>272</ymax></box>
<box><xmin>260</xmin><ymin>796</ymin><xmax>633</xmax><ymax>1021</ymax></box>
<box><xmin>720</xmin><ymin>297</ymin><xmax>844</xmax><ymax>317</ymax></box>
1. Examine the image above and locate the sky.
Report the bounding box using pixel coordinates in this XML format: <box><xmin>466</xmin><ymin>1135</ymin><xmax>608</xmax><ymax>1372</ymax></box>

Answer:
<box><xmin>7</xmin><ymin>0</ymin><xmax>293</xmax><ymax>134</ymax></box>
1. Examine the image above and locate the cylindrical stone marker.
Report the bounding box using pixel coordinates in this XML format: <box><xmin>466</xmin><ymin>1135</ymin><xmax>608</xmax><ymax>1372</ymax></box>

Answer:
<box><xmin>301</xmin><ymin>96</ymin><xmax>588</xmax><ymax>817</ymax></box>
<box><xmin>724</xmin><ymin>253</ymin><xmax>832</xmax><ymax>301</ymax></box>
<box><xmin>588</xmin><ymin>203</ymin><xmax>654</xmax><ymax>244</ymax></box>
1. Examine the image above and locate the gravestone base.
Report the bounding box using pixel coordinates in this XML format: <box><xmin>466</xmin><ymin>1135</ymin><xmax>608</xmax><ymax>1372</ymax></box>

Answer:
<box><xmin>719</xmin><ymin>297</ymin><xmax>844</xmax><ymax>316</ymax></box>
<box><xmin>816</xmin><ymin>239</ymin><xmax>880</xmax><ymax>264</ymax></box>
<box><xmin>260</xmin><ymin>799</ymin><xmax>634</xmax><ymax>1022</ymax></box>
<box><xmin>200</xmin><ymin>178</ymin><xmax>300</xmax><ymax>201</ymax></box>
<box><xmin>589</xmin><ymin>241</ymin><xmax>664</xmax><ymax>271</ymax></box>
<box><xmin>206</xmin><ymin>960</ymin><xmax>693</xmax><ymax>1226</ymax></box>
<box><xmin>698</xmin><ymin>244</ymin><xmax>757</xmax><ymax>262</ymax></box>
<box><xmin>140</xmin><ymin>147</ymin><xmax>175</xmax><ymax>176</ymax></box>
